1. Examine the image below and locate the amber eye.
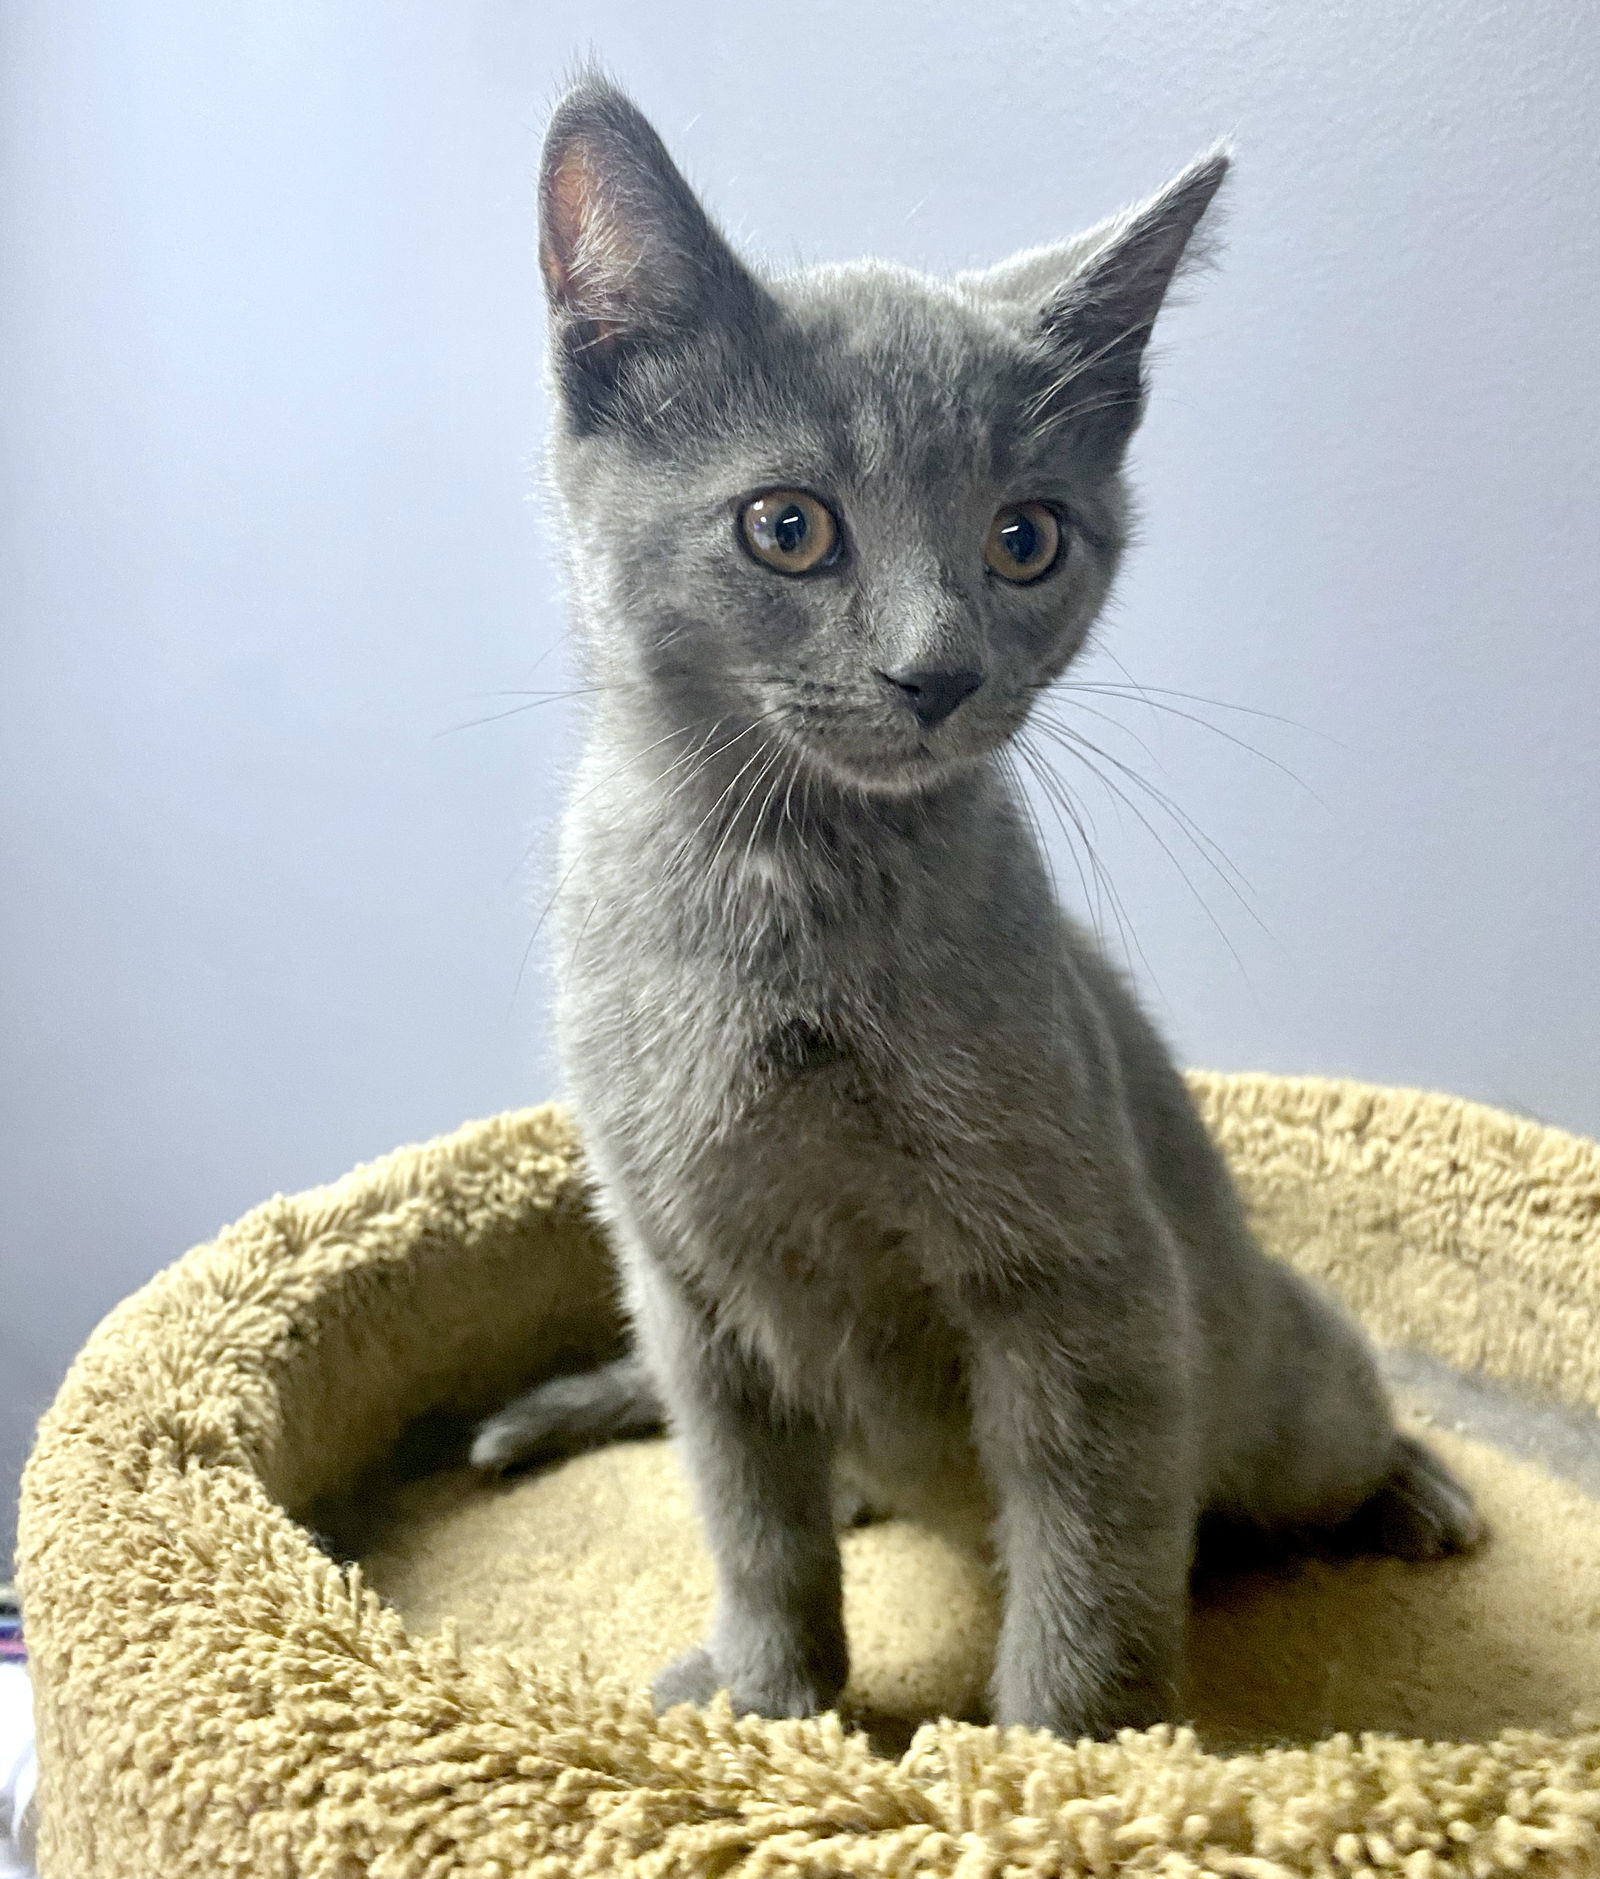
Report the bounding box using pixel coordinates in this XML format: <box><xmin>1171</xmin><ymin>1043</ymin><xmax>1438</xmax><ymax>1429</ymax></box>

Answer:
<box><xmin>984</xmin><ymin>502</ymin><xmax>1062</xmax><ymax>583</ymax></box>
<box><xmin>739</xmin><ymin>490</ymin><xmax>841</xmax><ymax>575</ymax></box>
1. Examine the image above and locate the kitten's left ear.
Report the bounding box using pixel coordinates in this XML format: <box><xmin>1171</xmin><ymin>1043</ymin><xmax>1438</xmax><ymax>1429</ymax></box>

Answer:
<box><xmin>961</xmin><ymin>148</ymin><xmax>1229</xmax><ymax>458</ymax></box>
<box><xmin>538</xmin><ymin>75</ymin><xmax>770</xmax><ymax>429</ymax></box>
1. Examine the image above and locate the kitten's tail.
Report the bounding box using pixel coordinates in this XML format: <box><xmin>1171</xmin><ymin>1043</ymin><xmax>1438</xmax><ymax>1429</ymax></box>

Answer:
<box><xmin>469</xmin><ymin>1352</ymin><xmax>664</xmax><ymax>1474</ymax></box>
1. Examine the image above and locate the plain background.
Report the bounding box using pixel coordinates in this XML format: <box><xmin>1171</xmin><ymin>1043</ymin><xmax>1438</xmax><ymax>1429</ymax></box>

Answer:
<box><xmin>3</xmin><ymin>1</ymin><xmax>1597</xmax><ymax>1555</ymax></box>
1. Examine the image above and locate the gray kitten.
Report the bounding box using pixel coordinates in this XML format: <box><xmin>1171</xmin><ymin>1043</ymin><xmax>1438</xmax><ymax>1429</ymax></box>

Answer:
<box><xmin>474</xmin><ymin>79</ymin><xmax>1481</xmax><ymax>1738</ymax></box>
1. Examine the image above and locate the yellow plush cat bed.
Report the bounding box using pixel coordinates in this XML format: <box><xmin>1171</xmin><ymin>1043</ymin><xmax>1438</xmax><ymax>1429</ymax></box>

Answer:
<box><xmin>18</xmin><ymin>1074</ymin><xmax>1600</xmax><ymax>1877</ymax></box>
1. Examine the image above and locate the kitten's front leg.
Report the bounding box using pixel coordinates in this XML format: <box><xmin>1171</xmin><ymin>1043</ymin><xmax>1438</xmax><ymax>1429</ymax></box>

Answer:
<box><xmin>635</xmin><ymin>1261</ymin><xmax>847</xmax><ymax>1720</ymax></box>
<box><xmin>963</xmin><ymin>1268</ymin><xmax>1196</xmax><ymax>1738</ymax></box>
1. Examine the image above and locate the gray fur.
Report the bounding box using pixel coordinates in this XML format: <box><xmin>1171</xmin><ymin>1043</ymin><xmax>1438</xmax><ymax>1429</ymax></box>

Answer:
<box><xmin>476</xmin><ymin>78</ymin><xmax>1481</xmax><ymax>1737</ymax></box>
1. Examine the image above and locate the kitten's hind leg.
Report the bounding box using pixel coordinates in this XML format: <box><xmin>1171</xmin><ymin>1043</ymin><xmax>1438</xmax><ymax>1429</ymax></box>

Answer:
<box><xmin>1226</xmin><ymin>1272</ymin><xmax>1485</xmax><ymax>1564</ymax></box>
<box><xmin>1199</xmin><ymin>1431</ymin><xmax>1484</xmax><ymax>1583</ymax></box>
<box><xmin>1331</xmin><ymin>1433</ymin><xmax>1485</xmax><ymax>1561</ymax></box>
<box><xmin>470</xmin><ymin>1351</ymin><xmax>664</xmax><ymax>1474</ymax></box>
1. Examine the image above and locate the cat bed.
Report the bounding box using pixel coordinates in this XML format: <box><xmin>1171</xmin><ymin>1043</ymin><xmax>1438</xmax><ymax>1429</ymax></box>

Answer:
<box><xmin>18</xmin><ymin>1075</ymin><xmax>1600</xmax><ymax>1877</ymax></box>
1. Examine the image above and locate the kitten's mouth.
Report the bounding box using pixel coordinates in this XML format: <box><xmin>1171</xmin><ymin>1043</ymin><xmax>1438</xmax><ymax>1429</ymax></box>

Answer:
<box><xmin>777</xmin><ymin>707</ymin><xmax>998</xmax><ymax>796</ymax></box>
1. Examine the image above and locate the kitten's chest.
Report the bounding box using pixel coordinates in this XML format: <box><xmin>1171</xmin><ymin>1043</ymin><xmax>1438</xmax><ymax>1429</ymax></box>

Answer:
<box><xmin>679</xmin><ymin>1156</ymin><xmax>975</xmax><ymax>1453</ymax></box>
<box><xmin>658</xmin><ymin>957</ymin><xmax>929</xmax><ymax>1162</ymax></box>
<box><xmin>566</xmin><ymin>829</ymin><xmax>976</xmax><ymax>1109</ymax></box>
<box><xmin>561</xmin><ymin>810</ymin><xmax>1008</xmax><ymax>1450</ymax></box>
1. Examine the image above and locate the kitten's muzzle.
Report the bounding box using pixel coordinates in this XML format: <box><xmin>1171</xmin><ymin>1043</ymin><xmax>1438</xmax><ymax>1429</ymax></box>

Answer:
<box><xmin>879</xmin><ymin>667</ymin><xmax>984</xmax><ymax>729</ymax></box>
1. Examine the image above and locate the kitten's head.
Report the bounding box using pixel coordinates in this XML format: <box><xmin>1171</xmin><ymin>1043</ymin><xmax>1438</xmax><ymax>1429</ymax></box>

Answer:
<box><xmin>541</xmin><ymin>77</ymin><xmax>1225</xmax><ymax>797</ymax></box>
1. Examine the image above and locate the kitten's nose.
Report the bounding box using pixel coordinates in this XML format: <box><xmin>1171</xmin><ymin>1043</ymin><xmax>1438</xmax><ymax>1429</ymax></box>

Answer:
<box><xmin>881</xmin><ymin>667</ymin><xmax>984</xmax><ymax>729</ymax></box>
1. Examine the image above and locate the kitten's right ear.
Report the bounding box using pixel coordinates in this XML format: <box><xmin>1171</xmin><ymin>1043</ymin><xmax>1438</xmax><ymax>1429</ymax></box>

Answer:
<box><xmin>539</xmin><ymin>78</ymin><xmax>767</xmax><ymax>427</ymax></box>
<box><xmin>958</xmin><ymin>151</ymin><xmax>1228</xmax><ymax>462</ymax></box>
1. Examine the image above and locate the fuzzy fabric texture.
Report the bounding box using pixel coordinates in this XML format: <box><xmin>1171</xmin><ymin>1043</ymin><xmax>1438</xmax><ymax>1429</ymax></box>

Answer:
<box><xmin>18</xmin><ymin>1074</ymin><xmax>1600</xmax><ymax>1877</ymax></box>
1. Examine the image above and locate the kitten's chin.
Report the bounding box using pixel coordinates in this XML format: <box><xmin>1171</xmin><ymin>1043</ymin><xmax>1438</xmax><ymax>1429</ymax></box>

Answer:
<box><xmin>792</xmin><ymin>736</ymin><xmax>988</xmax><ymax>799</ymax></box>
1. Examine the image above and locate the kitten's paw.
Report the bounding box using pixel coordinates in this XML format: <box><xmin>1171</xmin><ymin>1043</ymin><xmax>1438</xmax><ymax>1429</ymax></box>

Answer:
<box><xmin>831</xmin><ymin>1480</ymin><xmax>886</xmax><ymax>1530</ymax></box>
<box><xmin>469</xmin><ymin>1358</ymin><xmax>662</xmax><ymax>1475</ymax></box>
<box><xmin>1346</xmin><ymin>1434</ymin><xmax>1487</xmax><ymax>1561</ymax></box>
<box><xmin>468</xmin><ymin>1393</ymin><xmax>556</xmax><ymax>1474</ymax></box>
<box><xmin>651</xmin><ymin>1643</ymin><xmax>841</xmax><ymax>1720</ymax></box>
<box><xmin>652</xmin><ymin>1647</ymin><xmax>724</xmax><ymax>1713</ymax></box>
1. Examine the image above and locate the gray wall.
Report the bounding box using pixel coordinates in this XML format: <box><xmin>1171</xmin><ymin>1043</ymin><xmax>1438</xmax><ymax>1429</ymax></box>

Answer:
<box><xmin>3</xmin><ymin>1</ymin><xmax>1597</xmax><ymax>1551</ymax></box>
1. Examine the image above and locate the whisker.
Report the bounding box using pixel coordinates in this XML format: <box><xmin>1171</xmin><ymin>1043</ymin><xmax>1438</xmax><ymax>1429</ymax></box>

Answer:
<box><xmin>583</xmin><ymin>709</ymin><xmax>781</xmax><ymax>821</ymax></box>
<box><xmin>1070</xmin><ymin>673</ymin><xmax>1320</xmax><ymax>735</ymax></box>
<box><xmin>438</xmin><ymin>687</ymin><xmax>603</xmax><ymax>737</ymax></box>
<box><xmin>508</xmin><ymin>713</ymin><xmax>734</xmax><ymax>1007</ymax></box>
<box><xmin>1016</xmin><ymin>734</ymin><xmax>1153</xmax><ymax>987</ymax></box>
<box><xmin>999</xmin><ymin>752</ymin><xmax>1076</xmax><ymax>1008</ymax></box>
<box><xmin>509</xmin><ymin>852</ymin><xmax>582</xmax><ymax>1014</ymax></box>
<box><xmin>1039</xmin><ymin>691</ymin><xmax>1173</xmax><ymax>779</ymax></box>
<box><xmin>708</xmin><ymin>738</ymin><xmax>788</xmax><ymax>880</ymax></box>
<box><xmin>1018</xmin><ymin>741</ymin><xmax>1135</xmax><ymax>980</ymax></box>
<box><xmin>1003</xmin><ymin>748</ymin><xmax>1089</xmax><ymax>942</ymax></box>
<box><xmin>1029</xmin><ymin>722</ymin><xmax>1259</xmax><ymax>976</ymax></box>
<box><xmin>1036</xmin><ymin>717</ymin><xmax>1256</xmax><ymax>917</ymax></box>
<box><xmin>664</xmin><ymin>716</ymin><xmax>790</xmax><ymax>882</ymax></box>
<box><xmin>737</xmin><ymin>742</ymin><xmax>795</xmax><ymax>883</ymax></box>
<box><xmin>520</xmin><ymin>627</ymin><xmax>576</xmax><ymax>680</ymax></box>
<box><xmin>1033</xmin><ymin>713</ymin><xmax>1263</xmax><ymax>913</ymax></box>
<box><xmin>1061</xmin><ymin>682</ymin><xmax>1329</xmax><ymax>801</ymax></box>
<box><xmin>668</xmin><ymin>708</ymin><xmax>791</xmax><ymax>810</ymax></box>
<box><xmin>779</xmin><ymin>743</ymin><xmax>804</xmax><ymax>848</ymax></box>
<box><xmin>558</xmin><ymin>890</ymin><xmax>604</xmax><ymax>995</ymax></box>
<box><xmin>506</xmin><ymin>710</ymin><xmax>720</xmax><ymax>892</ymax></box>
<box><xmin>1023</xmin><ymin>737</ymin><xmax>1153</xmax><ymax>987</ymax></box>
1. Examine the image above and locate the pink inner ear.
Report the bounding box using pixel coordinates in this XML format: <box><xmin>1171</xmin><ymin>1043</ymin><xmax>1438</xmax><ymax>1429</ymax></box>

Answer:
<box><xmin>539</xmin><ymin>140</ymin><xmax>636</xmax><ymax>349</ymax></box>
